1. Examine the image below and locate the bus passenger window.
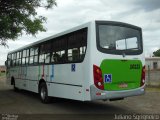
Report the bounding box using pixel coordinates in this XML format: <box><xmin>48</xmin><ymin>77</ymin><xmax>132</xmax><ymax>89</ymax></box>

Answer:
<box><xmin>39</xmin><ymin>54</ymin><xmax>45</xmax><ymax>63</ymax></box>
<box><xmin>26</xmin><ymin>57</ymin><xmax>29</xmax><ymax>64</ymax></box>
<box><xmin>80</xmin><ymin>46</ymin><xmax>86</xmax><ymax>59</ymax></box>
<box><xmin>68</xmin><ymin>48</ymin><xmax>80</xmax><ymax>62</ymax></box>
<box><xmin>29</xmin><ymin>47</ymin><xmax>39</xmax><ymax>64</ymax></box>
<box><xmin>51</xmin><ymin>52</ymin><xmax>60</xmax><ymax>63</ymax></box>
<box><xmin>7</xmin><ymin>54</ymin><xmax>12</xmax><ymax>67</ymax></box>
<box><xmin>29</xmin><ymin>56</ymin><xmax>34</xmax><ymax>64</ymax></box>
<box><xmin>22</xmin><ymin>58</ymin><xmax>25</xmax><ymax>65</ymax></box>
<box><xmin>26</xmin><ymin>49</ymin><xmax>29</xmax><ymax>57</ymax></box>
<box><xmin>45</xmin><ymin>53</ymin><xmax>50</xmax><ymax>63</ymax></box>
<box><xmin>67</xmin><ymin>28</ymin><xmax>87</xmax><ymax>62</ymax></box>
<box><xmin>68</xmin><ymin>49</ymin><xmax>72</xmax><ymax>61</ymax></box>
<box><xmin>22</xmin><ymin>50</ymin><xmax>27</xmax><ymax>65</ymax></box>
<box><xmin>16</xmin><ymin>51</ymin><xmax>22</xmax><ymax>66</ymax></box>
<box><xmin>13</xmin><ymin>53</ymin><xmax>17</xmax><ymax>66</ymax></box>
<box><xmin>72</xmin><ymin>48</ymin><xmax>79</xmax><ymax>61</ymax></box>
<box><xmin>30</xmin><ymin>48</ymin><xmax>35</xmax><ymax>56</ymax></box>
<box><xmin>34</xmin><ymin>55</ymin><xmax>38</xmax><ymax>63</ymax></box>
<box><xmin>59</xmin><ymin>50</ymin><xmax>66</xmax><ymax>63</ymax></box>
<box><xmin>16</xmin><ymin>59</ymin><xmax>19</xmax><ymax>66</ymax></box>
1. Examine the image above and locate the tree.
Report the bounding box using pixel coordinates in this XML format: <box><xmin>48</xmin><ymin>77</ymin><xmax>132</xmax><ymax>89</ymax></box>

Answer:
<box><xmin>0</xmin><ymin>0</ymin><xmax>57</xmax><ymax>46</ymax></box>
<box><xmin>153</xmin><ymin>49</ymin><xmax>160</xmax><ymax>57</ymax></box>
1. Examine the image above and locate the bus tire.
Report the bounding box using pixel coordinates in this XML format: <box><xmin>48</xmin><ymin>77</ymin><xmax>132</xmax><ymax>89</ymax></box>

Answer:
<box><xmin>39</xmin><ymin>82</ymin><xmax>50</xmax><ymax>103</ymax></box>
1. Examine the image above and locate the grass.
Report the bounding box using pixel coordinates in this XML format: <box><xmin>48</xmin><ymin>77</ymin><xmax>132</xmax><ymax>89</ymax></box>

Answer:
<box><xmin>0</xmin><ymin>72</ymin><xmax>6</xmax><ymax>77</ymax></box>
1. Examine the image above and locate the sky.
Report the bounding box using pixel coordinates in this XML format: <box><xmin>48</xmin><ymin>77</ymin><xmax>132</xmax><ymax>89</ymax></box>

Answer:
<box><xmin>0</xmin><ymin>0</ymin><xmax>160</xmax><ymax>65</ymax></box>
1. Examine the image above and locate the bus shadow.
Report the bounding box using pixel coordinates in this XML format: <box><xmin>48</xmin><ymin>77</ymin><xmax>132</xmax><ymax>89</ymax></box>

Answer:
<box><xmin>5</xmin><ymin>89</ymin><xmax>136</xmax><ymax>114</ymax></box>
<box><xmin>50</xmin><ymin>98</ymin><xmax>134</xmax><ymax>114</ymax></box>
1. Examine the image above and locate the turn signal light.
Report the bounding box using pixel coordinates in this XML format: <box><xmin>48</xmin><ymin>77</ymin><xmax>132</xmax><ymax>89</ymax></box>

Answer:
<box><xmin>141</xmin><ymin>66</ymin><xmax>145</xmax><ymax>86</ymax></box>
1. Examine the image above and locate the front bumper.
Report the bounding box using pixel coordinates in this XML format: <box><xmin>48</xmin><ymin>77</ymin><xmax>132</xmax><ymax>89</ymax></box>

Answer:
<box><xmin>90</xmin><ymin>85</ymin><xmax>145</xmax><ymax>100</ymax></box>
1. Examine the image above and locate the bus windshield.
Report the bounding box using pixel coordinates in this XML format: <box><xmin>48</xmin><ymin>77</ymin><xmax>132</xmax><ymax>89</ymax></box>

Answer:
<box><xmin>97</xmin><ymin>24</ymin><xmax>142</xmax><ymax>55</ymax></box>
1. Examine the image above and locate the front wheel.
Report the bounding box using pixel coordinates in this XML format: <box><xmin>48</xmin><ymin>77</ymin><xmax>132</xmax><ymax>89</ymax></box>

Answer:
<box><xmin>39</xmin><ymin>82</ymin><xmax>50</xmax><ymax>103</ymax></box>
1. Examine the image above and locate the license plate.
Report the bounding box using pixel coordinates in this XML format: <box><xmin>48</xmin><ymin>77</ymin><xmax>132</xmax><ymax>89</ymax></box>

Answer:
<box><xmin>118</xmin><ymin>83</ymin><xmax>128</xmax><ymax>88</ymax></box>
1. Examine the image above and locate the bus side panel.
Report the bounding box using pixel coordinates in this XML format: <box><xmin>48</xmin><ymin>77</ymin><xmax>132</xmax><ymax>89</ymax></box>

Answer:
<box><xmin>27</xmin><ymin>80</ymin><xmax>38</xmax><ymax>93</ymax></box>
<box><xmin>48</xmin><ymin>83</ymin><xmax>83</xmax><ymax>101</ymax></box>
<box><xmin>82</xmin><ymin>22</ymin><xmax>94</xmax><ymax>101</ymax></box>
<box><xmin>51</xmin><ymin>64</ymin><xmax>83</xmax><ymax>86</ymax></box>
<box><xmin>47</xmin><ymin>64</ymin><xmax>84</xmax><ymax>101</ymax></box>
<box><xmin>10</xmin><ymin>67</ymin><xmax>23</xmax><ymax>89</ymax></box>
<box><xmin>26</xmin><ymin>66</ymin><xmax>39</xmax><ymax>93</ymax></box>
<box><xmin>27</xmin><ymin>66</ymin><xmax>39</xmax><ymax>82</ymax></box>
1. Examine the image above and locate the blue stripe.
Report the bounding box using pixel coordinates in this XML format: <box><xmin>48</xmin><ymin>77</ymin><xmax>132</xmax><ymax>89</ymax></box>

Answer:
<box><xmin>52</xmin><ymin>64</ymin><xmax>54</xmax><ymax>78</ymax></box>
<box><xmin>50</xmin><ymin>64</ymin><xmax>54</xmax><ymax>81</ymax></box>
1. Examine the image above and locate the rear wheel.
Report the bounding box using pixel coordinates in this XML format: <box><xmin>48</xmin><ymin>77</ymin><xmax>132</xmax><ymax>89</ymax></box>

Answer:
<box><xmin>39</xmin><ymin>82</ymin><xmax>50</xmax><ymax>103</ymax></box>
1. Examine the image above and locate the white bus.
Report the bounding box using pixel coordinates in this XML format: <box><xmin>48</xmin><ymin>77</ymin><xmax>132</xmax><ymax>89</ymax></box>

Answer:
<box><xmin>6</xmin><ymin>21</ymin><xmax>145</xmax><ymax>103</ymax></box>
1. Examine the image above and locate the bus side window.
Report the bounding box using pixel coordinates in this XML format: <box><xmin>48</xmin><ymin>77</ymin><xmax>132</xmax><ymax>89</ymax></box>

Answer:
<box><xmin>39</xmin><ymin>53</ymin><xmax>51</xmax><ymax>64</ymax></box>
<box><xmin>13</xmin><ymin>53</ymin><xmax>17</xmax><ymax>66</ymax></box>
<box><xmin>39</xmin><ymin>54</ymin><xmax>45</xmax><ymax>63</ymax></box>
<box><xmin>59</xmin><ymin>50</ymin><xmax>66</xmax><ymax>63</ymax></box>
<box><xmin>68</xmin><ymin>49</ymin><xmax>72</xmax><ymax>61</ymax></box>
<box><xmin>7</xmin><ymin>54</ymin><xmax>12</xmax><ymax>67</ymax></box>
<box><xmin>34</xmin><ymin>47</ymin><xmax>39</xmax><ymax>64</ymax></box>
<box><xmin>34</xmin><ymin>55</ymin><xmax>38</xmax><ymax>63</ymax></box>
<box><xmin>67</xmin><ymin>28</ymin><xmax>87</xmax><ymax>62</ymax></box>
<box><xmin>68</xmin><ymin>48</ymin><xmax>79</xmax><ymax>62</ymax></box>
<box><xmin>29</xmin><ymin>56</ymin><xmax>34</xmax><ymax>64</ymax></box>
<box><xmin>51</xmin><ymin>52</ymin><xmax>60</xmax><ymax>63</ymax></box>
<box><xmin>22</xmin><ymin>49</ymin><xmax>29</xmax><ymax>65</ymax></box>
<box><xmin>45</xmin><ymin>53</ymin><xmax>50</xmax><ymax>63</ymax></box>
<box><xmin>22</xmin><ymin>50</ymin><xmax>26</xmax><ymax>65</ymax></box>
<box><xmin>29</xmin><ymin>48</ymin><xmax>34</xmax><ymax>64</ymax></box>
<box><xmin>10</xmin><ymin>54</ymin><xmax>13</xmax><ymax>66</ymax></box>
<box><xmin>26</xmin><ymin>49</ymin><xmax>29</xmax><ymax>65</ymax></box>
<box><xmin>16</xmin><ymin>51</ymin><xmax>22</xmax><ymax>66</ymax></box>
<box><xmin>26</xmin><ymin>57</ymin><xmax>29</xmax><ymax>64</ymax></box>
<box><xmin>29</xmin><ymin>47</ymin><xmax>39</xmax><ymax>64</ymax></box>
<box><xmin>80</xmin><ymin>46</ymin><xmax>86</xmax><ymax>60</ymax></box>
<box><xmin>22</xmin><ymin>58</ymin><xmax>25</xmax><ymax>65</ymax></box>
<box><xmin>39</xmin><ymin>43</ymin><xmax>51</xmax><ymax>64</ymax></box>
<box><xmin>19</xmin><ymin>51</ymin><xmax>22</xmax><ymax>65</ymax></box>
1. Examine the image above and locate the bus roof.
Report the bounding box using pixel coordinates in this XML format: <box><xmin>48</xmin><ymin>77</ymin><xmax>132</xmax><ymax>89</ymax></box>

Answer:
<box><xmin>8</xmin><ymin>21</ymin><xmax>93</xmax><ymax>54</ymax></box>
<box><xmin>8</xmin><ymin>20</ymin><xmax>141</xmax><ymax>54</ymax></box>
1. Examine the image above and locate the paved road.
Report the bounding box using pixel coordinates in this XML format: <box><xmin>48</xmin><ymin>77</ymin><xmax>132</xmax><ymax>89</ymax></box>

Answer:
<box><xmin>0</xmin><ymin>76</ymin><xmax>160</xmax><ymax>119</ymax></box>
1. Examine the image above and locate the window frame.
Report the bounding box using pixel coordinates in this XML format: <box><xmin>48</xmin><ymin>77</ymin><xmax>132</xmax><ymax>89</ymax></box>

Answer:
<box><xmin>29</xmin><ymin>46</ymin><xmax>39</xmax><ymax>65</ymax></box>
<box><xmin>8</xmin><ymin>27</ymin><xmax>88</xmax><ymax>66</ymax></box>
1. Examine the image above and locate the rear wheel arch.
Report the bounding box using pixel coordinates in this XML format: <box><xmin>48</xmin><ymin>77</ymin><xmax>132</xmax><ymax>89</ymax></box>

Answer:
<box><xmin>11</xmin><ymin>76</ymin><xmax>15</xmax><ymax>85</ymax></box>
<box><xmin>38</xmin><ymin>79</ymin><xmax>46</xmax><ymax>92</ymax></box>
<box><xmin>11</xmin><ymin>76</ymin><xmax>18</xmax><ymax>91</ymax></box>
<box><xmin>38</xmin><ymin>79</ymin><xmax>50</xmax><ymax>103</ymax></box>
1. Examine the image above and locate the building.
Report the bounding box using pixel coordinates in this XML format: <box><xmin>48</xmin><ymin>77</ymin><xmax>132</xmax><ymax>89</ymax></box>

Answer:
<box><xmin>0</xmin><ymin>65</ymin><xmax>6</xmax><ymax>73</ymax></box>
<box><xmin>145</xmin><ymin>57</ymin><xmax>160</xmax><ymax>70</ymax></box>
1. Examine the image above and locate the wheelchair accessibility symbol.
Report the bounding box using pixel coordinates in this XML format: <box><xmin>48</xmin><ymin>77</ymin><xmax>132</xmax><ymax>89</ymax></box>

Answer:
<box><xmin>71</xmin><ymin>64</ymin><xmax>76</xmax><ymax>72</ymax></box>
<box><xmin>104</xmin><ymin>74</ymin><xmax>112</xmax><ymax>83</ymax></box>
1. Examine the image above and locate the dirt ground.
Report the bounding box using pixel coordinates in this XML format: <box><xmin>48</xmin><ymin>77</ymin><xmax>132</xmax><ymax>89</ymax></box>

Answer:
<box><xmin>0</xmin><ymin>75</ymin><xmax>160</xmax><ymax>119</ymax></box>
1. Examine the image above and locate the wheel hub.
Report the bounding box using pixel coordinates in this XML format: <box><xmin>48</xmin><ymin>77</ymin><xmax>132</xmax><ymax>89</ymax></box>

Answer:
<box><xmin>40</xmin><ymin>87</ymin><xmax>46</xmax><ymax>100</ymax></box>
